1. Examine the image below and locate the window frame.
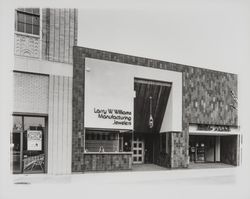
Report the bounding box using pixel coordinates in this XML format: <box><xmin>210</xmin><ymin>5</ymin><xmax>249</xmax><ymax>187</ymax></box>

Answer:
<box><xmin>15</xmin><ymin>8</ymin><xmax>40</xmax><ymax>36</ymax></box>
<box><xmin>12</xmin><ymin>113</ymin><xmax>48</xmax><ymax>174</ymax></box>
<box><xmin>84</xmin><ymin>128</ymin><xmax>133</xmax><ymax>153</ymax></box>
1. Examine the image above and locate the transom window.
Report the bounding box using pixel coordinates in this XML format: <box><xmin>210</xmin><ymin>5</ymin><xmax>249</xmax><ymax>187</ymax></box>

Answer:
<box><xmin>16</xmin><ymin>8</ymin><xmax>40</xmax><ymax>35</ymax></box>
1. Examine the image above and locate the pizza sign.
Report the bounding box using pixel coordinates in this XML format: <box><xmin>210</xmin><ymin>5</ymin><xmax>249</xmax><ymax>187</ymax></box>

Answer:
<box><xmin>27</xmin><ymin>130</ymin><xmax>42</xmax><ymax>151</ymax></box>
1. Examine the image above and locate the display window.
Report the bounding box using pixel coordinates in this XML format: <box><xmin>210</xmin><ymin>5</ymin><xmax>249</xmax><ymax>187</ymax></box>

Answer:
<box><xmin>11</xmin><ymin>115</ymin><xmax>47</xmax><ymax>174</ymax></box>
<box><xmin>189</xmin><ymin>135</ymin><xmax>217</xmax><ymax>163</ymax></box>
<box><xmin>84</xmin><ymin>129</ymin><xmax>132</xmax><ymax>153</ymax></box>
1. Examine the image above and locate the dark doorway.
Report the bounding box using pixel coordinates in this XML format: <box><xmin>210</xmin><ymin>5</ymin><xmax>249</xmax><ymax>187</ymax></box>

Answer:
<box><xmin>133</xmin><ymin>133</ymin><xmax>157</xmax><ymax>164</ymax></box>
<box><xmin>189</xmin><ymin>135</ymin><xmax>216</xmax><ymax>163</ymax></box>
<box><xmin>133</xmin><ymin>78</ymin><xmax>172</xmax><ymax>165</ymax></box>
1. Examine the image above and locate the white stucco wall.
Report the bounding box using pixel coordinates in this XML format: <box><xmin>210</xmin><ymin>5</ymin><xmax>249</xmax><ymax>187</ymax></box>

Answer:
<box><xmin>160</xmin><ymin>88</ymin><xmax>173</xmax><ymax>132</ymax></box>
<box><xmin>14</xmin><ymin>56</ymin><xmax>73</xmax><ymax>77</ymax></box>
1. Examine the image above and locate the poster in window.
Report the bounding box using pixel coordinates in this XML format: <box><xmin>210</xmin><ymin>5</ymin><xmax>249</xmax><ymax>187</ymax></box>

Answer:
<box><xmin>27</xmin><ymin>130</ymin><xmax>42</xmax><ymax>151</ymax></box>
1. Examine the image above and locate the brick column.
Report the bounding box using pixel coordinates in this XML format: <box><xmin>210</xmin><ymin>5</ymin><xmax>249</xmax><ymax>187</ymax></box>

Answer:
<box><xmin>72</xmin><ymin>47</ymin><xmax>85</xmax><ymax>172</ymax></box>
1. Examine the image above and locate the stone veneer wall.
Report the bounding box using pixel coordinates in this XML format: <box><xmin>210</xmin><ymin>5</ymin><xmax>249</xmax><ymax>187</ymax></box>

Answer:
<box><xmin>72</xmin><ymin>48</ymin><xmax>85</xmax><ymax>172</ymax></box>
<box><xmin>72</xmin><ymin>47</ymin><xmax>238</xmax><ymax>171</ymax></box>
<box><xmin>157</xmin><ymin>153</ymin><xmax>171</xmax><ymax>168</ymax></box>
<box><xmin>83</xmin><ymin>154</ymin><xmax>132</xmax><ymax>171</ymax></box>
<box><xmin>220</xmin><ymin>135</ymin><xmax>239</xmax><ymax>166</ymax></box>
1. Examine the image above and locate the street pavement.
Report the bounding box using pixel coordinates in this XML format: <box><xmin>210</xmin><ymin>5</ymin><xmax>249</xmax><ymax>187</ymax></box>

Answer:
<box><xmin>1</xmin><ymin>166</ymin><xmax>250</xmax><ymax>199</ymax></box>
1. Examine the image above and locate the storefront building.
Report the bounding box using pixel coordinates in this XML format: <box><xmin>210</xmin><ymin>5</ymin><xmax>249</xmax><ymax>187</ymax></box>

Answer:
<box><xmin>12</xmin><ymin>8</ymin><xmax>77</xmax><ymax>174</ymax></box>
<box><xmin>11</xmin><ymin>8</ymin><xmax>240</xmax><ymax>175</ymax></box>
<box><xmin>72</xmin><ymin>47</ymin><xmax>240</xmax><ymax>172</ymax></box>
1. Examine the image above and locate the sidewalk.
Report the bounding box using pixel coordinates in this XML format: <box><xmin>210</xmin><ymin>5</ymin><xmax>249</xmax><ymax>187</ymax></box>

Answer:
<box><xmin>12</xmin><ymin>166</ymin><xmax>238</xmax><ymax>185</ymax></box>
<box><xmin>2</xmin><ymin>166</ymin><xmax>249</xmax><ymax>199</ymax></box>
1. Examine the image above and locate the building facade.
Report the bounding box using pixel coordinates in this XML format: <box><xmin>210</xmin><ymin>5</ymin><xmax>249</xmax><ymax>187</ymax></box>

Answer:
<box><xmin>11</xmin><ymin>8</ymin><xmax>240</xmax><ymax>175</ymax></box>
<box><xmin>12</xmin><ymin>8</ymin><xmax>77</xmax><ymax>174</ymax></box>
<box><xmin>72</xmin><ymin>47</ymin><xmax>240</xmax><ymax>172</ymax></box>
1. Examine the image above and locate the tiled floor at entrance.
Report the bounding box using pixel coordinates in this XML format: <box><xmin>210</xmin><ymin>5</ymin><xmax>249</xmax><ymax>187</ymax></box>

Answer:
<box><xmin>188</xmin><ymin>162</ymin><xmax>235</xmax><ymax>169</ymax></box>
<box><xmin>132</xmin><ymin>164</ymin><xmax>169</xmax><ymax>171</ymax></box>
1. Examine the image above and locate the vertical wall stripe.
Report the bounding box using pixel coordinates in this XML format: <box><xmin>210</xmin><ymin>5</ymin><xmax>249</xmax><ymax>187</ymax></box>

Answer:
<box><xmin>65</xmin><ymin>77</ymin><xmax>69</xmax><ymax>173</ymax></box>
<box><xmin>49</xmin><ymin>9</ymin><xmax>52</xmax><ymax>61</ymax></box>
<box><xmin>69</xmin><ymin>9</ymin><xmax>74</xmax><ymax>64</ymax></box>
<box><xmin>42</xmin><ymin>8</ymin><xmax>77</xmax><ymax>64</ymax></box>
<box><xmin>62</xmin><ymin>77</ymin><xmax>67</xmax><ymax>173</ymax></box>
<box><xmin>61</xmin><ymin>9</ymin><xmax>65</xmax><ymax>62</ymax></box>
<box><xmin>67</xmin><ymin>77</ymin><xmax>73</xmax><ymax>173</ymax></box>
<box><xmin>59</xmin><ymin>76</ymin><xmax>64</xmax><ymax>174</ymax></box>
<box><xmin>74</xmin><ymin>9</ymin><xmax>78</xmax><ymax>45</ymax></box>
<box><xmin>48</xmin><ymin>75</ymin><xmax>53</xmax><ymax>174</ymax></box>
<box><xmin>60</xmin><ymin>77</ymin><xmax>64</xmax><ymax>174</ymax></box>
<box><xmin>46</xmin><ymin>9</ymin><xmax>50</xmax><ymax>60</ymax></box>
<box><xmin>64</xmin><ymin>9</ymin><xmax>70</xmax><ymax>64</ymax></box>
<box><xmin>54</xmin><ymin>9</ymin><xmax>60</xmax><ymax>62</ymax></box>
<box><xmin>68</xmin><ymin>9</ymin><xmax>71</xmax><ymax>63</ymax></box>
<box><xmin>48</xmin><ymin>75</ymin><xmax>72</xmax><ymax>174</ymax></box>
<box><xmin>42</xmin><ymin>8</ymin><xmax>46</xmax><ymax>60</ymax></box>
<box><xmin>49</xmin><ymin>9</ymin><xmax>54</xmax><ymax>61</ymax></box>
<box><xmin>61</xmin><ymin>77</ymin><xmax>64</xmax><ymax>173</ymax></box>
<box><xmin>63</xmin><ymin>9</ymin><xmax>66</xmax><ymax>62</ymax></box>
<box><xmin>65</xmin><ymin>76</ymin><xmax>69</xmax><ymax>174</ymax></box>
<box><xmin>53</xmin><ymin>76</ymin><xmax>59</xmax><ymax>173</ymax></box>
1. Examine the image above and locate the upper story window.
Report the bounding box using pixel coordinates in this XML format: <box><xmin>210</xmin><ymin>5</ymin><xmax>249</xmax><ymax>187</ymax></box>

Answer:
<box><xmin>16</xmin><ymin>8</ymin><xmax>40</xmax><ymax>35</ymax></box>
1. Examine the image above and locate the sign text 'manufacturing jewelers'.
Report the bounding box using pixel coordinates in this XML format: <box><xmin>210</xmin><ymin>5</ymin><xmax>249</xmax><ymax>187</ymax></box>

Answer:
<box><xmin>94</xmin><ymin>108</ymin><xmax>132</xmax><ymax>126</ymax></box>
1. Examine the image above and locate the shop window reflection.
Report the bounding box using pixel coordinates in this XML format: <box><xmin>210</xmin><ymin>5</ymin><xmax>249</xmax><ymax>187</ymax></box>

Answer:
<box><xmin>23</xmin><ymin>116</ymin><xmax>45</xmax><ymax>173</ymax></box>
<box><xmin>11</xmin><ymin>115</ymin><xmax>46</xmax><ymax>174</ymax></box>
<box><xmin>84</xmin><ymin>129</ymin><xmax>132</xmax><ymax>153</ymax></box>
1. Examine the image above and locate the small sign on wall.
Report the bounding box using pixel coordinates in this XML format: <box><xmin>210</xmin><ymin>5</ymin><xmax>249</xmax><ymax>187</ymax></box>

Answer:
<box><xmin>27</xmin><ymin>130</ymin><xmax>42</xmax><ymax>151</ymax></box>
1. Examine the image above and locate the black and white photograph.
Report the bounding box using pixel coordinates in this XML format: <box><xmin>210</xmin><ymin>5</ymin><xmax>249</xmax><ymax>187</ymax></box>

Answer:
<box><xmin>0</xmin><ymin>0</ymin><xmax>250</xmax><ymax>199</ymax></box>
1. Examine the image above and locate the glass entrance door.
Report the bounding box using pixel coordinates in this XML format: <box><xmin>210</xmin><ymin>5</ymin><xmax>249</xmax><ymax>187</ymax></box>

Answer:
<box><xmin>12</xmin><ymin>132</ymin><xmax>22</xmax><ymax>173</ymax></box>
<box><xmin>132</xmin><ymin>137</ymin><xmax>144</xmax><ymax>164</ymax></box>
<box><xmin>12</xmin><ymin>116</ymin><xmax>22</xmax><ymax>173</ymax></box>
<box><xmin>23</xmin><ymin>116</ymin><xmax>45</xmax><ymax>173</ymax></box>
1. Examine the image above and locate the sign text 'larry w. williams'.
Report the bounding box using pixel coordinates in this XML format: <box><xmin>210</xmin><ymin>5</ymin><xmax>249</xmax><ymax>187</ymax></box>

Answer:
<box><xmin>94</xmin><ymin>108</ymin><xmax>132</xmax><ymax>126</ymax></box>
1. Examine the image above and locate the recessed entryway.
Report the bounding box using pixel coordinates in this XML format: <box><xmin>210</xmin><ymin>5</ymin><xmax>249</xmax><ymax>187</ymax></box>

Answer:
<box><xmin>133</xmin><ymin>78</ymin><xmax>172</xmax><ymax>166</ymax></box>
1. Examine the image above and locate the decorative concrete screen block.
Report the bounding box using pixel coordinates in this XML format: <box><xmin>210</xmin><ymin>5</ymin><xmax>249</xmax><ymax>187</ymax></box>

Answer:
<box><xmin>15</xmin><ymin>33</ymin><xmax>40</xmax><ymax>58</ymax></box>
<box><xmin>14</xmin><ymin>72</ymin><xmax>49</xmax><ymax>114</ymax></box>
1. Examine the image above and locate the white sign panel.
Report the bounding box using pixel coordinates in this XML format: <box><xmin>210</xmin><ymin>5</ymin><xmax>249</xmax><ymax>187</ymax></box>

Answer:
<box><xmin>27</xmin><ymin>130</ymin><xmax>42</xmax><ymax>151</ymax></box>
<box><xmin>84</xmin><ymin>59</ymin><xmax>134</xmax><ymax>130</ymax></box>
<box><xmin>84</xmin><ymin>58</ymin><xmax>182</xmax><ymax>131</ymax></box>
